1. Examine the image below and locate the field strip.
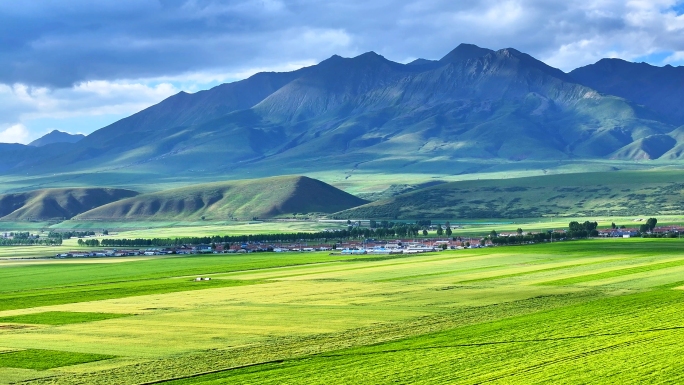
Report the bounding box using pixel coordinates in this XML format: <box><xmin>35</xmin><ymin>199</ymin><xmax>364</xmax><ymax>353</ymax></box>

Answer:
<box><xmin>0</xmin><ymin>257</ymin><xmax>156</xmax><ymax>266</ymax></box>
<box><xmin>471</xmin><ymin>335</ymin><xmax>664</xmax><ymax>384</ymax></box>
<box><xmin>375</xmin><ymin>264</ymin><xmax>516</xmax><ymax>283</ymax></box>
<box><xmin>317</xmin><ymin>326</ymin><xmax>684</xmax><ymax>357</ymax></box>
<box><xmin>575</xmin><ymin>264</ymin><xmax>684</xmax><ymax>288</ymax></box>
<box><xmin>453</xmin><ymin>258</ymin><xmax>623</xmax><ymax>284</ymax></box>
<box><xmin>213</xmin><ymin>252</ymin><xmax>508</xmax><ymax>281</ymax></box>
<box><xmin>536</xmin><ymin>258</ymin><xmax>684</xmax><ymax>286</ymax></box>
<box><xmin>0</xmin><ymin>279</ymin><xmax>265</xmax><ymax>314</ymax></box>
<box><xmin>142</xmin><ymin>335</ymin><xmax>675</xmax><ymax>384</ymax></box>
<box><xmin>22</xmin><ymin>292</ymin><xmax>601</xmax><ymax>385</ymax></box>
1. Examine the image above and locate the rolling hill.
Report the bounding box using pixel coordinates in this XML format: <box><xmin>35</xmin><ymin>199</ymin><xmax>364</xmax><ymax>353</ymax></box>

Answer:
<box><xmin>0</xmin><ymin>43</ymin><xmax>682</xmax><ymax>188</ymax></box>
<box><xmin>334</xmin><ymin>170</ymin><xmax>684</xmax><ymax>219</ymax></box>
<box><xmin>75</xmin><ymin>176</ymin><xmax>367</xmax><ymax>220</ymax></box>
<box><xmin>0</xmin><ymin>188</ymin><xmax>139</xmax><ymax>221</ymax></box>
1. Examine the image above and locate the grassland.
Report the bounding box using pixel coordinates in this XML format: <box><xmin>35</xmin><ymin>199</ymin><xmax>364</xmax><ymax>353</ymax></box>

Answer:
<box><xmin>336</xmin><ymin>169</ymin><xmax>684</xmax><ymax>219</ymax></box>
<box><xmin>74</xmin><ymin>175</ymin><xmax>366</xmax><ymax>221</ymax></box>
<box><xmin>0</xmin><ymin>349</ymin><xmax>114</xmax><ymax>371</ymax></box>
<box><xmin>0</xmin><ymin>239</ymin><xmax>683</xmax><ymax>384</ymax></box>
<box><xmin>0</xmin><ymin>188</ymin><xmax>138</xmax><ymax>221</ymax></box>
<box><xmin>0</xmin><ymin>312</ymin><xmax>130</xmax><ymax>325</ymax></box>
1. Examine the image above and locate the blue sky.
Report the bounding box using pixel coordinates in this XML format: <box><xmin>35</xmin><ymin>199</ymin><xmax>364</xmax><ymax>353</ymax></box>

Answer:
<box><xmin>1</xmin><ymin>0</ymin><xmax>684</xmax><ymax>143</ymax></box>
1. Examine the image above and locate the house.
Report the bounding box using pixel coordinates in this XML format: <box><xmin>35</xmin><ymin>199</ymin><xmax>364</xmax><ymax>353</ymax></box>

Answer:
<box><xmin>341</xmin><ymin>248</ymin><xmax>367</xmax><ymax>255</ymax></box>
<box><xmin>195</xmin><ymin>245</ymin><xmax>213</xmax><ymax>253</ymax></box>
<box><xmin>369</xmin><ymin>246</ymin><xmax>391</xmax><ymax>254</ymax></box>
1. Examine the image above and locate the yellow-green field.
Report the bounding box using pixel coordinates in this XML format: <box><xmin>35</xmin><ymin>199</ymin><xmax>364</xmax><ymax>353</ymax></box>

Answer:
<box><xmin>0</xmin><ymin>239</ymin><xmax>684</xmax><ymax>384</ymax></box>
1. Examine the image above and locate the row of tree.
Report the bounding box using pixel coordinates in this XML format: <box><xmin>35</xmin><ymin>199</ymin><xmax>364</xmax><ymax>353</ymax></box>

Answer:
<box><xmin>48</xmin><ymin>231</ymin><xmax>97</xmax><ymax>239</ymax></box>
<box><xmin>489</xmin><ymin>231</ymin><xmax>567</xmax><ymax>245</ymax></box>
<box><xmin>77</xmin><ymin>239</ymin><xmax>101</xmax><ymax>247</ymax></box>
<box><xmin>95</xmin><ymin>225</ymin><xmax>465</xmax><ymax>247</ymax></box>
<box><xmin>0</xmin><ymin>238</ymin><xmax>62</xmax><ymax>246</ymax></box>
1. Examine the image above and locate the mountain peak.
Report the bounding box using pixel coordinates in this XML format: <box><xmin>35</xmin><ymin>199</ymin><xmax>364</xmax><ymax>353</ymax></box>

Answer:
<box><xmin>439</xmin><ymin>43</ymin><xmax>494</xmax><ymax>63</ymax></box>
<box><xmin>492</xmin><ymin>47</ymin><xmax>573</xmax><ymax>82</ymax></box>
<box><xmin>28</xmin><ymin>130</ymin><xmax>85</xmax><ymax>147</ymax></box>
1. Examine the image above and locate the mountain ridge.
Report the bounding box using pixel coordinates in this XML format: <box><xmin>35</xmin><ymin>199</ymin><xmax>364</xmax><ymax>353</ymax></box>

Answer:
<box><xmin>1</xmin><ymin>44</ymin><xmax>683</xmax><ymax>186</ymax></box>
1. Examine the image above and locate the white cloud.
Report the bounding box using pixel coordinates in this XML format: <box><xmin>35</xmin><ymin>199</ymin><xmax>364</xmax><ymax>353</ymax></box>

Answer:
<box><xmin>0</xmin><ymin>80</ymin><xmax>179</xmax><ymax>143</ymax></box>
<box><xmin>0</xmin><ymin>124</ymin><xmax>30</xmax><ymax>144</ymax></box>
<box><xmin>664</xmin><ymin>51</ymin><xmax>684</xmax><ymax>63</ymax></box>
<box><xmin>1</xmin><ymin>1</ymin><xmax>684</xmax><ymax>142</ymax></box>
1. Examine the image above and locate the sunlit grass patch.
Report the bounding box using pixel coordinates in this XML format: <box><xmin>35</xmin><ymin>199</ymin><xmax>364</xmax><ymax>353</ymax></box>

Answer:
<box><xmin>537</xmin><ymin>258</ymin><xmax>684</xmax><ymax>286</ymax></box>
<box><xmin>0</xmin><ymin>311</ymin><xmax>131</xmax><ymax>325</ymax></box>
<box><xmin>0</xmin><ymin>349</ymin><xmax>114</xmax><ymax>370</ymax></box>
<box><xmin>0</xmin><ymin>278</ymin><xmax>264</xmax><ymax>312</ymax></box>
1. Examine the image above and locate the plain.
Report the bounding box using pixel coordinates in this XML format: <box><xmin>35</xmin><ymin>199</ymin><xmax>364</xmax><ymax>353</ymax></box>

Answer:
<box><xmin>0</xmin><ymin>239</ymin><xmax>683</xmax><ymax>384</ymax></box>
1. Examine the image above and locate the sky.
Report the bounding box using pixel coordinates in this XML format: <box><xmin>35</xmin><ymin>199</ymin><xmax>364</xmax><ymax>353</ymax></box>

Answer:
<box><xmin>1</xmin><ymin>0</ymin><xmax>684</xmax><ymax>144</ymax></box>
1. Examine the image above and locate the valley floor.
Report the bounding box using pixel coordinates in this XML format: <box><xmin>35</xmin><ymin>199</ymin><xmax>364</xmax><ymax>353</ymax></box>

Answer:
<box><xmin>0</xmin><ymin>239</ymin><xmax>683</xmax><ymax>383</ymax></box>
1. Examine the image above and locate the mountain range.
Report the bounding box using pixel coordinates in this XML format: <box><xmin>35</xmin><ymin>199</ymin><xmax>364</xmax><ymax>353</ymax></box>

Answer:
<box><xmin>2</xmin><ymin>43</ymin><xmax>684</xmax><ymax>190</ymax></box>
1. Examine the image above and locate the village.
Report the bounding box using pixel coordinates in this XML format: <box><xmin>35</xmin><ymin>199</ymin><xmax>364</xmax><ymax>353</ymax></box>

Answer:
<box><xmin>51</xmin><ymin>237</ymin><xmax>487</xmax><ymax>259</ymax></box>
<box><xmin>0</xmin><ymin>220</ymin><xmax>678</xmax><ymax>260</ymax></box>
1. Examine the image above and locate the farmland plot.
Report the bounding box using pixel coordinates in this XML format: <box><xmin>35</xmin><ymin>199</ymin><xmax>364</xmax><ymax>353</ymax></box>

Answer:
<box><xmin>0</xmin><ymin>239</ymin><xmax>683</xmax><ymax>384</ymax></box>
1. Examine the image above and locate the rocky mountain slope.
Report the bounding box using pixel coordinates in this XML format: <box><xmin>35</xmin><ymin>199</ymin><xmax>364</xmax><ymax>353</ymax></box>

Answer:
<box><xmin>1</xmin><ymin>44</ymin><xmax>682</xmax><ymax>182</ymax></box>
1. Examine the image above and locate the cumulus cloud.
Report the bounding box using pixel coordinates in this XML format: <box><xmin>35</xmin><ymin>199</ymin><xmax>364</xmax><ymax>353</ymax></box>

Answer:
<box><xmin>1</xmin><ymin>0</ymin><xmax>683</xmax><ymax>88</ymax></box>
<box><xmin>1</xmin><ymin>0</ymin><xmax>684</xmax><ymax>142</ymax></box>
<box><xmin>0</xmin><ymin>80</ymin><xmax>179</xmax><ymax>142</ymax></box>
<box><xmin>0</xmin><ymin>124</ymin><xmax>30</xmax><ymax>144</ymax></box>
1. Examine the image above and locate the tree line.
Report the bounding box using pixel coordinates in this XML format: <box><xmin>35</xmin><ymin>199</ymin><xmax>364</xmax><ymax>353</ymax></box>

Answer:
<box><xmin>48</xmin><ymin>231</ymin><xmax>97</xmax><ymax>239</ymax></box>
<box><xmin>0</xmin><ymin>238</ymin><xmax>62</xmax><ymax>246</ymax></box>
<box><xmin>96</xmin><ymin>225</ymin><xmax>460</xmax><ymax>248</ymax></box>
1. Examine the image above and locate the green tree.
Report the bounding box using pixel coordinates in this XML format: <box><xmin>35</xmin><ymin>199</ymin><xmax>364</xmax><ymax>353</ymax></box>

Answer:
<box><xmin>489</xmin><ymin>230</ymin><xmax>498</xmax><ymax>238</ymax></box>
<box><xmin>646</xmin><ymin>218</ymin><xmax>658</xmax><ymax>231</ymax></box>
<box><xmin>516</xmin><ymin>228</ymin><xmax>523</xmax><ymax>235</ymax></box>
<box><xmin>436</xmin><ymin>225</ymin><xmax>444</xmax><ymax>236</ymax></box>
<box><xmin>422</xmin><ymin>229</ymin><xmax>428</xmax><ymax>236</ymax></box>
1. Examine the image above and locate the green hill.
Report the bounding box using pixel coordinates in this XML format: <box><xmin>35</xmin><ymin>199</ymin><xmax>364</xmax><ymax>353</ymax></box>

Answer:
<box><xmin>335</xmin><ymin>170</ymin><xmax>684</xmax><ymax>219</ymax></box>
<box><xmin>75</xmin><ymin>176</ymin><xmax>367</xmax><ymax>220</ymax></box>
<box><xmin>0</xmin><ymin>188</ymin><xmax>139</xmax><ymax>221</ymax></box>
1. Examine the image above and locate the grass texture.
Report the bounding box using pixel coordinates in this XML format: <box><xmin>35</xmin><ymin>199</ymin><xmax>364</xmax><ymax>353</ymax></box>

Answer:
<box><xmin>0</xmin><ymin>239</ymin><xmax>683</xmax><ymax>384</ymax></box>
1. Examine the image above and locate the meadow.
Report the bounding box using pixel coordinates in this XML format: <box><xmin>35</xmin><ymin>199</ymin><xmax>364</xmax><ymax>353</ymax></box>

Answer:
<box><xmin>338</xmin><ymin>169</ymin><xmax>684</xmax><ymax>219</ymax></box>
<box><xmin>0</xmin><ymin>239</ymin><xmax>683</xmax><ymax>384</ymax></box>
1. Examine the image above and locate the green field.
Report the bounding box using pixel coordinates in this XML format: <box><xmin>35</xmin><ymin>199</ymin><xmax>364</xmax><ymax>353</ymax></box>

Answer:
<box><xmin>337</xmin><ymin>169</ymin><xmax>684</xmax><ymax>219</ymax></box>
<box><xmin>0</xmin><ymin>239</ymin><xmax>683</xmax><ymax>384</ymax></box>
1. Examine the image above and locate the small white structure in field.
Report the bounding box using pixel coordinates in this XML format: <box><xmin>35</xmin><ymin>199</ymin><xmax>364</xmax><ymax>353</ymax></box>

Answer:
<box><xmin>203</xmin><ymin>277</ymin><xmax>211</xmax><ymax>281</ymax></box>
<box><xmin>194</xmin><ymin>277</ymin><xmax>203</xmax><ymax>281</ymax></box>
<box><xmin>623</xmin><ymin>234</ymin><xmax>631</xmax><ymax>238</ymax></box>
